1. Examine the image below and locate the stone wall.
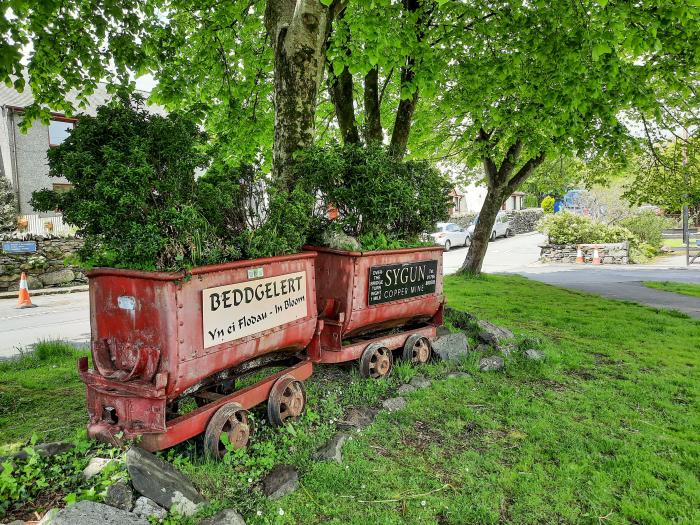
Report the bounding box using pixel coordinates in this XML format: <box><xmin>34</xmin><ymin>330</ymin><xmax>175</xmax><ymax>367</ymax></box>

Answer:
<box><xmin>451</xmin><ymin>212</ymin><xmax>477</xmax><ymax>229</ymax></box>
<box><xmin>0</xmin><ymin>235</ymin><xmax>86</xmax><ymax>292</ymax></box>
<box><xmin>505</xmin><ymin>208</ymin><xmax>544</xmax><ymax>234</ymax></box>
<box><xmin>540</xmin><ymin>242</ymin><xmax>629</xmax><ymax>264</ymax></box>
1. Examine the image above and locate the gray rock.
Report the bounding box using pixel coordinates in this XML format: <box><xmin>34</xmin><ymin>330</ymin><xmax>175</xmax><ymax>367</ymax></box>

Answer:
<box><xmin>27</xmin><ymin>275</ymin><xmax>43</xmax><ymax>290</ymax></box>
<box><xmin>447</xmin><ymin>372</ymin><xmax>471</xmax><ymax>379</ymax></box>
<box><xmin>321</xmin><ymin>230</ymin><xmax>361</xmax><ymax>251</ymax></box>
<box><xmin>105</xmin><ymin>481</ymin><xmax>133</xmax><ymax>512</ymax></box>
<box><xmin>499</xmin><ymin>344</ymin><xmax>517</xmax><ymax>357</ymax></box>
<box><xmin>35</xmin><ymin>442</ymin><xmax>74</xmax><ymax>458</ymax></box>
<box><xmin>337</xmin><ymin>407</ymin><xmax>377</xmax><ymax>430</ymax></box>
<box><xmin>199</xmin><ymin>509</ymin><xmax>247</xmax><ymax>525</ymax></box>
<box><xmin>409</xmin><ymin>375</ymin><xmax>431</xmax><ymax>389</ymax></box>
<box><xmin>313</xmin><ymin>433</ymin><xmax>350</xmax><ymax>463</ymax></box>
<box><xmin>171</xmin><ymin>492</ymin><xmax>201</xmax><ymax>517</ymax></box>
<box><xmin>477</xmin><ymin>320</ymin><xmax>514</xmax><ymax>345</ymax></box>
<box><xmin>524</xmin><ymin>349</ymin><xmax>545</xmax><ymax>361</ymax></box>
<box><xmin>436</xmin><ymin>326</ymin><xmax>452</xmax><ymax>337</ymax></box>
<box><xmin>474</xmin><ymin>343</ymin><xmax>491</xmax><ymax>353</ymax></box>
<box><xmin>397</xmin><ymin>384</ymin><xmax>416</xmax><ymax>395</ymax></box>
<box><xmin>479</xmin><ymin>356</ymin><xmax>504</xmax><ymax>372</ymax></box>
<box><xmin>39</xmin><ymin>269</ymin><xmax>75</xmax><ymax>286</ymax></box>
<box><xmin>51</xmin><ymin>501</ymin><xmax>148</xmax><ymax>525</ymax></box>
<box><xmin>125</xmin><ymin>447</ymin><xmax>205</xmax><ymax>511</ymax></box>
<box><xmin>83</xmin><ymin>457</ymin><xmax>112</xmax><ymax>479</ymax></box>
<box><xmin>382</xmin><ymin>397</ymin><xmax>406</xmax><ymax>412</ymax></box>
<box><xmin>432</xmin><ymin>333</ymin><xmax>469</xmax><ymax>361</ymax></box>
<box><xmin>262</xmin><ymin>465</ymin><xmax>299</xmax><ymax>500</ymax></box>
<box><xmin>133</xmin><ymin>497</ymin><xmax>167</xmax><ymax>521</ymax></box>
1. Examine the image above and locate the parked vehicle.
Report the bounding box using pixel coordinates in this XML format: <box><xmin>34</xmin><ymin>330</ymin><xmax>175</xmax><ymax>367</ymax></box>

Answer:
<box><xmin>467</xmin><ymin>212</ymin><xmax>513</xmax><ymax>241</ymax></box>
<box><xmin>429</xmin><ymin>222</ymin><xmax>469</xmax><ymax>251</ymax></box>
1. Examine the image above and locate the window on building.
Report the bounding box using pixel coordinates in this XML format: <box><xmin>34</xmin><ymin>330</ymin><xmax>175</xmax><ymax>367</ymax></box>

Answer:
<box><xmin>48</xmin><ymin>119</ymin><xmax>74</xmax><ymax>146</ymax></box>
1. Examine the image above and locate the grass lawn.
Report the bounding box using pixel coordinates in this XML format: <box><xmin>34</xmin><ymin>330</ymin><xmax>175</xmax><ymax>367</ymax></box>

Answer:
<box><xmin>643</xmin><ymin>280</ymin><xmax>700</xmax><ymax>298</ymax></box>
<box><xmin>1</xmin><ymin>275</ymin><xmax>698</xmax><ymax>524</ymax></box>
<box><xmin>0</xmin><ymin>342</ymin><xmax>90</xmax><ymax>455</ymax></box>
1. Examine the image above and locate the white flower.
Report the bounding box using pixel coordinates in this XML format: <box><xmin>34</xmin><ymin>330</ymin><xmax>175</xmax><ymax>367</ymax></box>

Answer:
<box><xmin>421</xmin><ymin>500</ymin><xmax>427</xmax><ymax>507</ymax></box>
<box><xmin>361</xmin><ymin>484</ymin><xmax>366</xmax><ymax>489</ymax></box>
<box><xmin>278</xmin><ymin>508</ymin><xmax>285</xmax><ymax>516</ymax></box>
<box><xmin>256</xmin><ymin>510</ymin><xmax>262</xmax><ymax>516</ymax></box>
<box><xmin>248</xmin><ymin>478</ymin><xmax>253</xmax><ymax>483</ymax></box>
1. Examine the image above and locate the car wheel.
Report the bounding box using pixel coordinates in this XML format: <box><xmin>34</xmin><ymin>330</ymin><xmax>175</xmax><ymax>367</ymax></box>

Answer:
<box><xmin>489</xmin><ymin>231</ymin><xmax>496</xmax><ymax>242</ymax></box>
<box><xmin>506</xmin><ymin>228</ymin><xmax>513</xmax><ymax>237</ymax></box>
<box><xmin>444</xmin><ymin>240</ymin><xmax>451</xmax><ymax>251</ymax></box>
<box><xmin>464</xmin><ymin>236</ymin><xmax>469</xmax><ymax>247</ymax></box>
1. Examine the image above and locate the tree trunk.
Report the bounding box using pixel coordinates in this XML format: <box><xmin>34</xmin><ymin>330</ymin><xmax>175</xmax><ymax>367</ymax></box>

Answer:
<box><xmin>459</xmin><ymin>186</ymin><xmax>508</xmax><ymax>275</ymax></box>
<box><xmin>458</xmin><ymin>136</ymin><xmax>546</xmax><ymax>275</ymax></box>
<box><xmin>265</xmin><ymin>0</ymin><xmax>333</xmax><ymax>188</ymax></box>
<box><xmin>388</xmin><ymin>64</ymin><xmax>418</xmax><ymax>158</ymax></box>
<box><xmin>329</xmin><ymin>65</ymin><xmax>360</xmax><ymax>144</ymax></box>
<box><xmin>364</xmin><ymin>67</ymin><xmax>383</xmax><ymax>143</ymax></box>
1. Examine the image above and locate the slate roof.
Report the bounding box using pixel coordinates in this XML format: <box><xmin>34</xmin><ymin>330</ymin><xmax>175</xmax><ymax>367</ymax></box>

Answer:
<box><xmin>0</xmin><ymin>79</ymin><xmax>164</xmax><ymax>116</ymax></box>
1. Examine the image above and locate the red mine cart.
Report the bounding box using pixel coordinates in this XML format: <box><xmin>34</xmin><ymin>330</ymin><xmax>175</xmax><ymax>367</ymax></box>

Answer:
<box><xmin>78</xmin><ymin>253</ymin><xmax>318</xmax><ymax>458</ymax></box>
<box><xmin>305</xmin><ymin>246</ymin><xmax>444</xmax><ymax>378</ymax></box>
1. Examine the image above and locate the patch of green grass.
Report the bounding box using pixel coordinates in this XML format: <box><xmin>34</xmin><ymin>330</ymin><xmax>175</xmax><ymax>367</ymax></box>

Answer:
<box><xmin>250</xmin><ymin>274</ymin><xmax>699</xmax><ymax>524</ymax></box>
<box><xmin>663</xmin><ymin>238</ymin><xmax>684</xmax><ymax>248</ymax></box>
<box><xmin>0</xmin><ymin>341</ymin><xmax>90</xmax><ymax>454</ymax></box>
<box><xmin>643</xmin><ymin>280</ymin><xmax>700</xmax><ymax>298</ymax></box>
<box><xmin>2</xmin><ymin>276</ymin><xmax>700</xmax><ymax>524</ymax></box>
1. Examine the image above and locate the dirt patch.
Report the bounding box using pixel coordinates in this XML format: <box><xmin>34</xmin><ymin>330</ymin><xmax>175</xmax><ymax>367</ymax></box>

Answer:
<box><xmin>566</xmin><ymin>368</ymin><xmax>596</xmax><ymax>381</ymax></box>
<box><xmin>400</xmin><ymin>420</ymin><xmax>443</xmax><ymax>453</ymax></box>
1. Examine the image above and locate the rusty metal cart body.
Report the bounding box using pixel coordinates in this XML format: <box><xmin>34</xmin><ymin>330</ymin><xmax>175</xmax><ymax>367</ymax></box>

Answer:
<box><xmin>79</xmin><ymin>252</ymin><xmax>319</xmax><ymax>456</ymax></box>
<box><xmin>304</xmin><ymin>246</ymin><xmax>444</xmax><ymax>377</ymax></box>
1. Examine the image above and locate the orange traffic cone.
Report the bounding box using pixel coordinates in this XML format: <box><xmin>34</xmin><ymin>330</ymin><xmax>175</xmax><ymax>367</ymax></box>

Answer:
<box><xmin>592</xmin><ymin>247</ymin><xmax>601</xmax><ymax>265</ymax></box>
<box><xmin>16</xmin><ymin>272</ymin><xmax>37</xmax><ymax>309</ymax></box>
<box><xmin>575</xmin><ymin>246</ymin><xmax>584</xmax><ymax>263</ymax></box>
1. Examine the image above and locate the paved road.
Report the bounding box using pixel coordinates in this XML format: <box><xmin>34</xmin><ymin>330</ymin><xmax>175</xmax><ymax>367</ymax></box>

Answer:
<box><xmin>0</xmin><ymin>292</ymin><xmax>90</xmax><ymax>358</ymax></box>
<box><xmin>517</xmin><ymin>264</ymin><xmax>700</xmax><ymax>318</ymax></box>
<box><xmin>443</xmin><ymin>232</ymin><xmax>546</xmax><ymax>274</ymax></box>
<box><xmin>1</xmin><ymin>232</ymin><xmax>698</xmax><ymax>358</ymax></box>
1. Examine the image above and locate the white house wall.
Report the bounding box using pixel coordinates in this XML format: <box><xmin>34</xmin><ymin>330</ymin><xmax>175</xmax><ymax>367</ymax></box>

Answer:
<box><xmin>0</xmin><ymin>107</ymin><xmax>13</xmax><ymax>186</ymax></box>
<box><xmin>460</xmin><ymin>182</ymin><xmax>488</xmax><ymax>214</ymax></box>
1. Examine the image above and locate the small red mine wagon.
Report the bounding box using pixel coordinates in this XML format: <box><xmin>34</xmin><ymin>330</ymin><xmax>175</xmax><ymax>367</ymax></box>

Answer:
<box><xmin>78</xmin><ymin>252</ymin><xmax>318</xmax><ymax>457</ymax></box>
<box><xmin>304</xmin><ymin>245</ymin><xmax>444</xmax><ymax>378</ymax></box>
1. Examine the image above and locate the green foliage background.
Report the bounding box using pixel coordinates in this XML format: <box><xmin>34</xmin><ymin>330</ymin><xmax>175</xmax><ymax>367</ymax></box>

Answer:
<box><xmin>295</xmin><ymin>143</ymin><xmax>453</xmax><ymax>249</ymax></box>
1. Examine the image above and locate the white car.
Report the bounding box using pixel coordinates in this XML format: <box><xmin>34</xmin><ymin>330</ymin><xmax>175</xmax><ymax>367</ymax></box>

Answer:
<box><xmin>467</xmin><ymin>212</ymin><xmax>513</xmax><ymax>241</ymax></box>
<box><xmin>430</xmin><ymin>222</ymin><xmax>469</xmax><ymax>251</ymax></box>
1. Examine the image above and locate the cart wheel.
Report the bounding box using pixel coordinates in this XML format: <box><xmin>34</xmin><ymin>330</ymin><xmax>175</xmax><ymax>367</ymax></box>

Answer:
<box><xmin>204</xmin><ymin>402</ymin><xmax>250</xmax><ymax>459</ymax></box>
<box><xmin>359</xmin><ymin>343</ymin><xmax>393</xmax><ymax>379</ymax></box>
<box><xmin>402</xmin><ymin>334</ymin><xmax>432</xmax><ymax>364</ymax></box>
<box><xmin>267</xmin><ymin>375</ymin><xmax>306</xmax><ymax>427</ymax></box>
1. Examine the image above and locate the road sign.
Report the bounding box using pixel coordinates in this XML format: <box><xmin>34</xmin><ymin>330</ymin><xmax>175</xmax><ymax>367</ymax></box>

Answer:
<box><xmin>2</xmin><ymin>241</ymin><xmax>37</xmax><ymax>254</ymax></box>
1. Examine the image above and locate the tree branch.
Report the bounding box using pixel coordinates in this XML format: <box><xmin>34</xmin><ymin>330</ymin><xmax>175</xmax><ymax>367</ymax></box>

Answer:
<box><xmin>507</xmin><ymin>151</ymin><xmax>546</xmax><ymax>192</ymax></box>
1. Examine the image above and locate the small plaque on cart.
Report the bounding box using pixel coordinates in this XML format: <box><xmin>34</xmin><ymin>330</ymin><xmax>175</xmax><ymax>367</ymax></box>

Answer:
<box><xmin>202</xmin><ymin>271</ymin><xmax>307</xmax><ymax>348</ymax></box>
<box><xmin>368</xmin><ymin>260</ymin><xmax>438</xmax><ymax>305</ymax></box>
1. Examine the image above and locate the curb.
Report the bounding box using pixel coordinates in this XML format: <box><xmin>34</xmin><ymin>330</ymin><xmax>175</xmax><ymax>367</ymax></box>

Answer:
<box><xmin>0</xmin><ymin>284</ymin><xmax>89</xmax><ymax>300</ymax></box>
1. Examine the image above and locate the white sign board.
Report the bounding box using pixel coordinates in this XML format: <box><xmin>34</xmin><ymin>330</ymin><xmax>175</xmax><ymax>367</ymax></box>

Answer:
<box><xmin>202</xmin><ymin>271</ymin><xmax>307</xmax><ymax>348</ymax></box>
